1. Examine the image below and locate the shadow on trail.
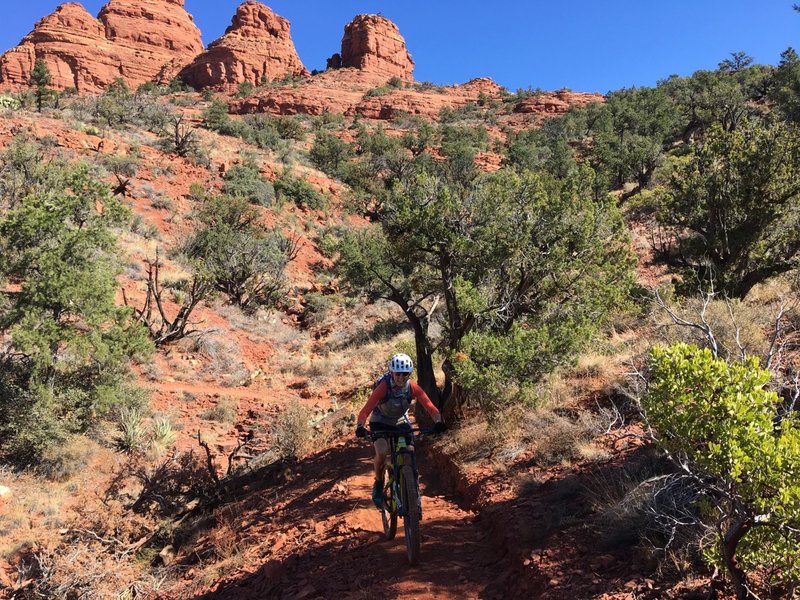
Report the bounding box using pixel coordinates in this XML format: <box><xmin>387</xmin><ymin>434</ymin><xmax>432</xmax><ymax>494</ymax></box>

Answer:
<box><xmin>442</xmin><ymin>444</ymin><xmax>680</xmax><ymax>600</ymax></box>
<box><xmin>188</xmin><ymin>439</ymin><xmax>515</xmax><ymax>600</ymax></box>
<box><xmin>180</xmin><ymin>440</ymin><xmax>673</xmax><ymax>599</ymax></box>
<box><xmin>196</xmin><ymin>517</ymin><xmax>508</xmax><ymax>599</ymax></box>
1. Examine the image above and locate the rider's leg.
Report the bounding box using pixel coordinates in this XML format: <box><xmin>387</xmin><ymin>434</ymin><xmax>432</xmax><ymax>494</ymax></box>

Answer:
<box><xmin>373</xmin><ymin>437</ymin><xmax>389</xmax><ymax>480</ymax></box>
<box><xmin>372</xmin><ymin>437</ymin><xmax>390</xmax><ymax>507</ymax></box>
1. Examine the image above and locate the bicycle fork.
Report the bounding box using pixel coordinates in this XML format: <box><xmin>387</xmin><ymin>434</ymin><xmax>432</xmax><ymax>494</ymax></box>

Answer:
<box><xmin>393</xmin><ymin>447</ymin><xmax>421</xmax><ymax>518</ymax></box>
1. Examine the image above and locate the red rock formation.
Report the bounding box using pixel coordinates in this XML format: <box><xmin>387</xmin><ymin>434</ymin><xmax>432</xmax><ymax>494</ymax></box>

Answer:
<box><xmin>233</xmin><ymin>71</ymin><xmax>507</xmax><ymax>122</ymax></box>
<box><xmin>355</xmin><ymin>77</ymin><xmax>504</xmax><ymax>120</ymax></box>
<box><xmin>181</xmin><ymin>1</ymin><xmax>308</xmax><ymax>90</ymax></box>
<box><xmin>335</xmin><ymin>14</ymin><xmax>414</xmax><ymax>81</ymax></box>
<box><xmin>232</xmin><ymin>69</ymin><xmax>374</xmax><ymax>116</ymax></box>
<box><xmin>0</xmin><ymin>0</ymin><xmax>203</xmax><ymax>93</ymax></box>
<box><xmin>513</xmin><ymin>90</ymin><xmax>604</xmax><ymax>115</ymax></box>
<box><xmin>0</xmin><ymin>4</ymin><xmax>107</xmax><ymax>91</ymax></box>
<box><xmin>231</xmin><ymin>68</ymin><xmax>603</xmax><ymax>130</ymax></box>
<box><xmin>98</xmin><ymin>0</ymin><xmax>204</xmax><ymax>83</ymax></box>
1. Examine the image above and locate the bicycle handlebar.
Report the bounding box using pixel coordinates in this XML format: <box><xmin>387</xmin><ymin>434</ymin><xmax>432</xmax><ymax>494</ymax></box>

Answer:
<box><xmin>367</xmin><ymin>426</ymin><xmax>438</xmax><ymax>441</ymax></box>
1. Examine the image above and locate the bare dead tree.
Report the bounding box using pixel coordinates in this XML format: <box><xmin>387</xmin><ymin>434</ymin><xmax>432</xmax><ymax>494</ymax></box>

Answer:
<box><xmin>111</xmin><ymin>172</ymin><xmax>131</xmax><ymax>197</ymax></box>
<box><xmin>122</xmin><ymin>249</ymin><xmax>208</xmax><ymax>346</ymax></box>
<box><xmin>196</xmin><ymin>431</ymin><xmax>220</xmax><ymax>487</ymax></box>
<box><xmin>163</xmin><ymin>114</ymin><xmax>198</xmax><ymax>158</ymax></box>
<box><xmin>654</xmin><ymin>287</ymin><xmax>719</xmax><ymax>357</ymax></box>
<box><xmin>226</xmin><ymin>430</ymin><xmax>256</xmax><ymax>476</ymax></box>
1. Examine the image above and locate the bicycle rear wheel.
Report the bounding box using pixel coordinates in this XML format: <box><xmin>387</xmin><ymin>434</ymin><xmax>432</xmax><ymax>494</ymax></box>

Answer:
<box><xmin>401</xmin><ymin>464</ymin><xmax>420</xmax><ymax>565</ymax></box>
<box><xmin>380</xmin><ymin>465</ymin><xmax>397</xmax><ymax>539</ymax></box>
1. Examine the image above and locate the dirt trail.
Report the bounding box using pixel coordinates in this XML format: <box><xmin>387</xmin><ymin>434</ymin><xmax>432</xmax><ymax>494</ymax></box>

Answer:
<box><xmin>178</xmin><ymin>438</ymin><xmax>524</xmax><ymax>600</ymax></box>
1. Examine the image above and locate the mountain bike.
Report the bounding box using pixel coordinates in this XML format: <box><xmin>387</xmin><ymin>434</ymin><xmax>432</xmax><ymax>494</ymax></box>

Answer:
<box><xmin>370</xmin><ymin>427</ymin><xmax>432</xmax><ymax>565</ymax></box>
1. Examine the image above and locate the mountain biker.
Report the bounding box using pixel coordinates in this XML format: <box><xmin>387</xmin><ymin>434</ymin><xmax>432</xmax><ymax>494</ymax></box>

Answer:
<box><xmin>355</xmin><ymin>352</ymin><xmax>446</xmax><ymax>508</ymax></box>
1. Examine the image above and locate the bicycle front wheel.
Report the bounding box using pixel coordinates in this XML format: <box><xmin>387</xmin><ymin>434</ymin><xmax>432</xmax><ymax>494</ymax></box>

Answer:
<box><xmin>381</xmin><ymin>465</ymin><xmax>397</xmax><ymax>540</ymax></box>
<box><xmin>401</xmin><ymin>464</ymin><xmax>420</xmax><ymax>565</ymax></box>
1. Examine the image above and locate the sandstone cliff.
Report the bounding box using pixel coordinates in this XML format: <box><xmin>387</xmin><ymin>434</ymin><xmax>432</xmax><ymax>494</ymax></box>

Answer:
<box><xmin>231</xmin><ymin>72</ymin><xmax>504</xmax><ymax>120</ymax></box>
<box><xmin>181</xmin><ymin>1</ymin><xmax>309</xmax><ymax>90</ymax></box>
<box><xmin>513</xmin><ymin>89</ymin><xmax>605</xmax><ymax>115</ymax></box>
<box><xmin>0</xmin><ymin>0</ymin><xmax>203</xmax><ymax>93</ymax></box>
<box><xmin>328</xmin><ymin>14</ymin><xmax>414</xmax><ymax>81</ymax></box>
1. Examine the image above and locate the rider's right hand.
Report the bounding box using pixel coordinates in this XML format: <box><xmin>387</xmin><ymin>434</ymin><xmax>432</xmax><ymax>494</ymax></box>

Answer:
<box><xmin>355</xmin><ymin>424</ymin><xmax>368</xmax><ymax>438</ymax></box>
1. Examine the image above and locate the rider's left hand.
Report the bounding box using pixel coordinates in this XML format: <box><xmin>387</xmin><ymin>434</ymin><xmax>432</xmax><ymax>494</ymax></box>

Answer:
<box><xmin>433</xmin><ymin>421</ymin><xmax>447</xmax><ymax>434</ymax></box>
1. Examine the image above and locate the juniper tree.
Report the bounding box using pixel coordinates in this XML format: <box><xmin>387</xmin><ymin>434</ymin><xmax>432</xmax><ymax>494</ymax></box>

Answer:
<box><xmin>29</xmin><ymin>59</ymin><xmax>52</xmax><ymax>113</ymax></box>
<box><xmin>0</xmin><ymin>161</ymin><xmax>151</xmax><ymax>461</ymax></box>
<box><xmin>332</xmin><ymin>166</ymin><xmax>634</xmax><ymax>415</ymax></box>
<box><xmin>659</xmin><ymin>121</ymin><xmax>800</xmax><ymax>298</ymax></box>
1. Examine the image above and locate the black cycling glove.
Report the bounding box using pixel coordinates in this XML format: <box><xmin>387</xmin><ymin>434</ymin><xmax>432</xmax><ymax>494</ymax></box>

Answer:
<box><xmin>433</xmin><ymin>421</ymin><xmax>447</xmax><ymax>434</ymax></box>
<box><xmin>355</xmin><ymin>424</ymin><xmax>368</xmax><ymax>438</ymax></box>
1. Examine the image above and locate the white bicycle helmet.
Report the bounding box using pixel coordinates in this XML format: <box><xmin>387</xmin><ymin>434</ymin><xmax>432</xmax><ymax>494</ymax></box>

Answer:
<box><xmin>388</xmin><ymin>353</ymin><xmax>413</xmax><ymax>373</ymax></box>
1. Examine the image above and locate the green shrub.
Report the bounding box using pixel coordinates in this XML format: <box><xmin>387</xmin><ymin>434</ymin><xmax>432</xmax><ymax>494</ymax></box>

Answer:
<box><xmin>274</xmin><ymin>172</ymin><xmax>326</xmax><ymax>210</ymax></box>
<box><xmin>0</xmin><ymin>161</ymin><xmax>153</xmax><ymax>463</ymax></box>
<box><xmin>309</xmin><ymin>131</ymin><xmax>353</xmax><ymax>174</ymax></box>
<box><xmin>364</xmin><ymin>86</ymin><xmax>392</xmax><ymax>98</ymax></box>
<box><xmin>275</xmin><ymin>116</ymin><xmax>306</xmax><ymax>141</ymax></box>
<box><xmin>0</xmin><ymin>95</ymin><xmax>21</xmax><ymax>110</ymax></box>
<box><xmin>645</xmin><ymin>342</ymin><xmax>800</xmax><ymax>596</ymax></box>
<box><xmin>222</xmin><ymin>165</ymin><xmax>275</xmax><ymax>205</ymax></box>
<box><xmin>202</xmin><ymin>98</ymin><xmax>230</xmax><ymax>131</ymax></box>
<box><xmin>242</xmin><ymin>114</ymin><xmax>282</xmax><ymax>149</ymax></box>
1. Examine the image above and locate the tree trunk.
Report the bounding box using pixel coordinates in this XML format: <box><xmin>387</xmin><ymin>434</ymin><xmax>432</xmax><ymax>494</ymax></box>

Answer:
<box><xmin>723</xmin><ymin>519</ymin><xmax>756</xmax><ymax>600</ymax></box>
<box><xmin>405</xmin><ymin>309</ymin><xmax>440</xmax><ymax>427</ymax></box>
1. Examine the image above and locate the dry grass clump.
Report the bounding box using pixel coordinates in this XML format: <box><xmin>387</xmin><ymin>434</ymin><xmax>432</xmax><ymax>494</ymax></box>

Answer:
<box><xmin>272</xmin><ymin>401</ymin><xmax>314</xmax><ymax>460</ymax></box>
<box><xmin>200</xmin><ymin>397</ymin><xmax>238</xmax><ymax>423</ymax></box>
<box><xmin>9</xmin><ymin>542</ymin><xmax>154</xmax><ymax>599</ymax></box>
<box><xmin>321</xmin><ymin>299</ymin><xmax>405</xmax><ymax>350</ymax></box>
<box><xmin>585</xmin><ymin>447</ymin><xmax>706</xmax><ymax>566</ymax></box>
<box><xmin>187</xmin><ymin>330</ymin><xmax>248</xmax><ymax>385</ymax></box>
<box><xmin>37</xmin><ymin>436</ymin><xmax>100</xmax><ymax>483</ymax></box>
<box><xmin>213</xmin><ymin>302</ymin><xmax>292</xmax><ymax>341</ymax></box>
<box><xmin>0</xmin><ymin>483</ymin><xmax>65</xmax><ymax>543</ymax></box>
<box><xmin>439</xmin><ymin>414</ymin><xmax>512</xmax><ymax>464</ymax></box>
<box><xmin>520</xmin><ymin>407</ymin><xmax>604</xmax><ymax>466</ymax></box>
<box><xmin>209</xmin><ymin>507</ymin><xmax>243</xmax><ymax>560</ymax></box>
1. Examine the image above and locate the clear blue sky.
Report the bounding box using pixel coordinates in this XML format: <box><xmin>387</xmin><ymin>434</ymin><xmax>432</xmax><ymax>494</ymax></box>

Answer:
<box><xmin>2</xmin><ymin>1</ymin><xmax>798</xmax><ymax>94</ymax></box>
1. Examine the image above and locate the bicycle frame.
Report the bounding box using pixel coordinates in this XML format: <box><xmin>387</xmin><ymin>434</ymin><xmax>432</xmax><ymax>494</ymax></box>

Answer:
<box><xmin>385</xmin><ymin>432</ymin><xmax>419</xmax><ymax>518</ymax></box>
<box><xmin>369</xmin><ymin>426</ymin><xmax>433</xmax><ymax>564</ymax></box>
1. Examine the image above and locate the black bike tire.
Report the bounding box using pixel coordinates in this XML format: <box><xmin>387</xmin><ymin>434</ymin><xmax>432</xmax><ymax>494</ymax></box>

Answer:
<box><xmin>381</xmin><ymin>464</ymin><xmax>397</xmax><ymax>540</ymax></box>
<box><xmin>401</xmin><ymin>464</ymin><xmax>421</xmax><ymax>565</ymax></box>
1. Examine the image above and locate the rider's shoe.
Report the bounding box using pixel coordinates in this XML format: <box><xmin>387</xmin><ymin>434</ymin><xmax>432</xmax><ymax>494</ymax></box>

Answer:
<box><xmin>371</xmin><ymin>479</ymin><xmax>384</xmax><ymax>509</ymax></box>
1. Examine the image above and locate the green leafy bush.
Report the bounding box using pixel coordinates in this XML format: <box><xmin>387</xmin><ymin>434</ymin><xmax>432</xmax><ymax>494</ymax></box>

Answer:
<box><xmin>274</xmin><ymin>172</ymin><xmax>326</xmax><ymax>210</ymax></box>
<box><xmin>645</xmin><ymin>343</ymin><xmax>800</xmax><ymax>597</ymax></box>
<box><xmin>0</xmin><ymin>95</ymin><xmax>21</xmax><ymax>110</ymax></box>
<box><xmin>185</xmin><ymin>195</ymin><xmax>292</xmax><ymax>311</ymax></box>
<box><xmin>275</xmin><ymin>116</ymin><xmax>307</xmax><ymax>141</ymax></box>
<box><xmin>309</xmin><ymin>131</ymin><xmax>353</xmax><ymax>174</ymax></box>
<box><xmin>222</xmin><ymin>164</ymin><xmax>275</xmax><ymax>206</ymax></box>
